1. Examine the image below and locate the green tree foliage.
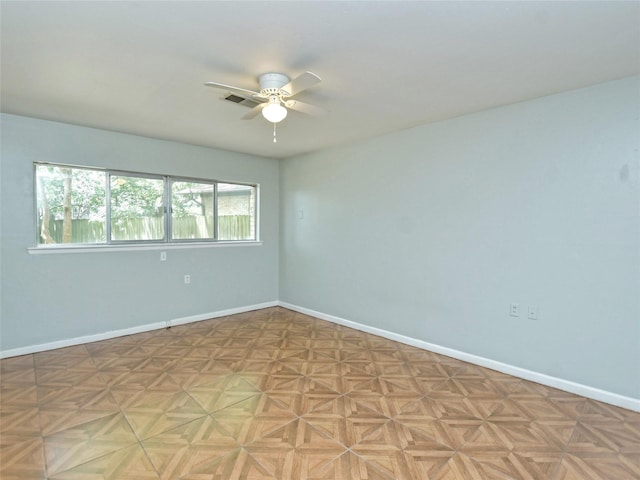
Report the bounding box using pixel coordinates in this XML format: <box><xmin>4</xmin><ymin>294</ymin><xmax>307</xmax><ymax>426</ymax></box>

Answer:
<box><xmin>36</xmin><ymin>165</ymin><xmax>106</xmax><ymax>223</ymax></box>
<box><xmin>37</xmin><ymin>165</ymin><xmax>106</xmax><ymax>243</ymax></box>
<box><xmin>110</xmin><ymin>175</ymin><xmax>164</xmax><ymax>220</ymax></box>
<box><xmin>171</xmin><ymin>181</ymin><xmax>212</xmax><ymax>218</ymax></box>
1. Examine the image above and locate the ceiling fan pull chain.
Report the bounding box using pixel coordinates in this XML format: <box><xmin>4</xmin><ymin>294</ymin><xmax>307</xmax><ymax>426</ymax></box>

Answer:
<box><xmin>273</xmin><ymin>123</ymin><xmax>277</xmax><ymax>143</ymax></box>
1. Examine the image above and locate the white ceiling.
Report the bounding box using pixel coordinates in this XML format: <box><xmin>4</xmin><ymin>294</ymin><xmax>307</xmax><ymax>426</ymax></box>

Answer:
<box><xmin>2</xmin><ymin>1</ymin><xmax>639</xmax><ymax>159</ymax></box>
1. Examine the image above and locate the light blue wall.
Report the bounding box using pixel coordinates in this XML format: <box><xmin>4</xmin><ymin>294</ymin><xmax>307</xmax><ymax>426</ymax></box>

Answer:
<box><xmin>280</xmin><ymin>77</ymin><xmax>640</xmax><ymax>399</ymax></box>
<box><xmin>0</xmin><ymin>114</ymin><xmax>280</xmax><ymax>351</ymax></box>
<box><xmin>2</xmin><ymin>78</ymin><xmax>639</xmax><ymax>401</ymax></box>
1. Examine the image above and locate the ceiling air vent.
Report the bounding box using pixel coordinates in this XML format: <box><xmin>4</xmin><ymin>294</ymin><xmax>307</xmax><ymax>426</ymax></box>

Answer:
<box><xmin>223</xmin><ymin>93</ymin><xmax>260</xmax><ymax>108</ymax></box>
<box><xmin>225</xmin><ymin>94</ymin><xmax>245</xmax><ymax>103</ymax></box>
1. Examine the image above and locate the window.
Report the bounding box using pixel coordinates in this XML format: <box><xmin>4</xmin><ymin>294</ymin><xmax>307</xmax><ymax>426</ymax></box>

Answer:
<box><xmin>36</xmin><ymin>165</ymin><xmax>107</xmax><ymax>244</ymax></box>
<box><xmin>217</xmin><ymin>183</ymin><xmax>257</xmax><ymax>241</ymax></box>
<box><xmin>35</xmin><ymin>163</ymin><xmax>257</xmax><ymax>246</ymax></box>
<box><xmin>111</xmin><ymin>174</ymin><xmax>165</xmax><ymax>242</ymax></box>
<box><xmin>171</xmin><ymin>180</ymin><xmax>214</xmax><ymax>240</ymax></box>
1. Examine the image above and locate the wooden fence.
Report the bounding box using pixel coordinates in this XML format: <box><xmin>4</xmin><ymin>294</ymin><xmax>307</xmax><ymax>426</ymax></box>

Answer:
<box><xmin>40</xmin><ymin>215</ymin><xmax>252</xmax><ymax>244</ymax></box>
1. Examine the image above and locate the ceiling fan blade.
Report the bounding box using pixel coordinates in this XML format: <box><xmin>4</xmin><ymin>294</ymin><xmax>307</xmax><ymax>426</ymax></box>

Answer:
<box><xmin>204</xmin><ymin>81</ymin><xmax>260</xmax><ymax>98</ymax></box>
<box><xmin>282</xmin><ymin>71</ymin><xmax>321</xmax><ymax>97</ymax></box>
<box><xmin>285</xmin><ymin>99</ymin><xmax>327</xmax><ymax>117</ymax></box>
<box><xmin>242</xmin><ymin>103</ymin><xmax>266</xmax><ymax>120</ymax></box>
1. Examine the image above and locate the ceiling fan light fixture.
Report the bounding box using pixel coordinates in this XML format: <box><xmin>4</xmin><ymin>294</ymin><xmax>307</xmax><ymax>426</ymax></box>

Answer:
<box><xmin>262</xmin><ymin>97</ymin><xmax>288</xmax><ymax>123</ymax></box>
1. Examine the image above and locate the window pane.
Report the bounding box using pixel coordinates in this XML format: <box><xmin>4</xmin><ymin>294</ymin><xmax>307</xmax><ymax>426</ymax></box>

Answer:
<box><xmin>36</xmin><ymin>165</ymin><xmax>107</xmax><ymax>245</ymax></box>
<box><xmin>171</xmin><ymin>181</ymin><xmax>214</xmax><ymax>240</ymax></box>
<box><xmin>217</xmin><ymin>183</ymin><xmax>256</xmax><ymax>240</ymax></box>
<box><xmin>110</xmin><ymin>175</ymin><xmax>164</xmax><ymax>241</ymax></box>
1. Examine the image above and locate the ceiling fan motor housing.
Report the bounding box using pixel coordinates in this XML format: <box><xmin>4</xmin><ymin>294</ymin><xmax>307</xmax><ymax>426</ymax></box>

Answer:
<box><xmin>258</xmin><ymin>73</ymin><xmax>290</xmax><ymax>96</ymax></box>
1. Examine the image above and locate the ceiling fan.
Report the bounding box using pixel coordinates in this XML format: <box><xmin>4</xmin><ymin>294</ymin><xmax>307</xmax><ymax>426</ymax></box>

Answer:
<box><xmin>205</xmin><ymin>71</ymin><xmax>325</xmax><ymax>142</ymax></box>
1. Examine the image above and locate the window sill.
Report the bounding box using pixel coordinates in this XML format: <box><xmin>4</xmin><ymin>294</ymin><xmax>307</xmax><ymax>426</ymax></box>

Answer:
<box><xmin>27</xmin><ymin>241</ymin><xmax>263</xmax><ymax>255</ymax></box>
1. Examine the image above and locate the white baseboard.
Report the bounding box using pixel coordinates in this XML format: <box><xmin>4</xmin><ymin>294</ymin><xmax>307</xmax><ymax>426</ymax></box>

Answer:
<box><xmin>278</xmin><ymin>301</ymin><xmax>640</xmax><ymax>413</ymax></box>
<box><xmin>2</xmin><ymin>299</ymin><xmax>638</xmax><ymax>413</ymax></box>
<box><xmin>0</xmin><ymin>301</ymin><xmax>278</xmax><ymax>359</ymax></box>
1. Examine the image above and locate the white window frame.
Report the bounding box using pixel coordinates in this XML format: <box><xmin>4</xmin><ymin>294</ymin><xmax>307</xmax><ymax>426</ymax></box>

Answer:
<box><xmin>31</xmin><ymin>162</ymin><xmax>260</xmax><ymax>252</ymax></box>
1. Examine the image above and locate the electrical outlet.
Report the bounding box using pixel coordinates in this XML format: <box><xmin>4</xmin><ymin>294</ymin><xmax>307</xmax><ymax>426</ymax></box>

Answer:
<box><xmin>509</xmin><ymin>303</ymin><xmax>520</xmax><ymax>317</ymax></box>
<box><xmin>160</xmin><ymin>251</ymin><xmax>167</xmax><ymax>261</ymax></box>
<box><xmin>528</xmin><ymin>306</ymin><xmax>538</xmax><ymax>320</ymax></box>
<box><xmin>184</xmin><ymin>274</ymin><xmax>191</xmax><ymax>284</ymax></box>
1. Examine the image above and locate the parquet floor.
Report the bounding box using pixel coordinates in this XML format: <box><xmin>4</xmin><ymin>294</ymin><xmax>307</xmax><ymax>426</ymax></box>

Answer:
<box><xmin>1</xmin><ymin>307</ymin><xmax>639</xmax><ymax>479</ymax></box>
